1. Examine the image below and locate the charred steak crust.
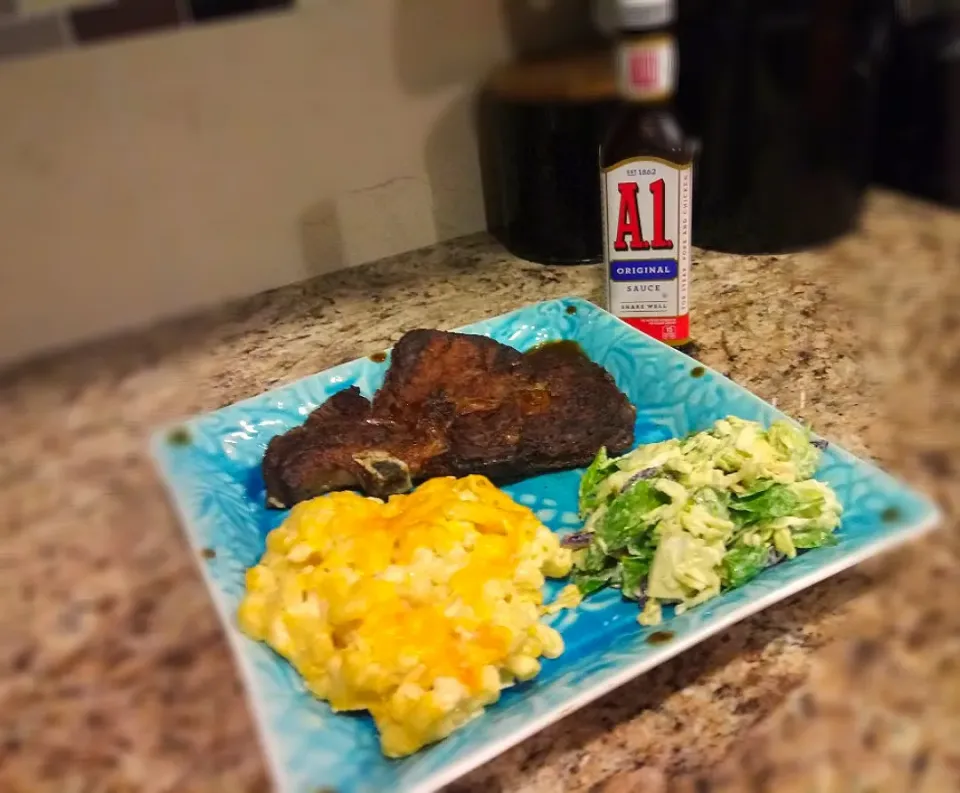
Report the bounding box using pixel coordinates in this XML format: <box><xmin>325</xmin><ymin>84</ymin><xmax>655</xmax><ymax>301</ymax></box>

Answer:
<box><xmin>261</xmin><ymin>331</ymin><xmax>636</xmax><ymax>507</ymax></box>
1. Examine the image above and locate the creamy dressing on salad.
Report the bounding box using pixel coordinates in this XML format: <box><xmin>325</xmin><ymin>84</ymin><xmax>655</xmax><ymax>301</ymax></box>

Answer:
<box><xmin>571</xmin><ymin>417</ymin><xmax>843</xmax><ymax>625</ymax></box>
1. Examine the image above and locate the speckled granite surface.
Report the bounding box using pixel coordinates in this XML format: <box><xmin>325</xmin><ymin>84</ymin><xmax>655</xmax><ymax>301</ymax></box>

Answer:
<box><xmin>1</xmin><ymin>191</ymin><xmax>958</xmax><ymax>793</ymax></box>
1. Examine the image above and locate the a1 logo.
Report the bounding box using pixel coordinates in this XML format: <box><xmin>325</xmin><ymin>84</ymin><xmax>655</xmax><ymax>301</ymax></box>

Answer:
<box><xmin>613</xmin><ymin>178</ymin><xmax>674</xmax><ymax>253</ymax></box>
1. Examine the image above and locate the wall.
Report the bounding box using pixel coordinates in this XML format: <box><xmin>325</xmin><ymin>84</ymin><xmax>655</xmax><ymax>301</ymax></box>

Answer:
<box><xmin>0</xmin><ymin>0</ymin><xmax>592</xmax><ymax>367</ymax></box>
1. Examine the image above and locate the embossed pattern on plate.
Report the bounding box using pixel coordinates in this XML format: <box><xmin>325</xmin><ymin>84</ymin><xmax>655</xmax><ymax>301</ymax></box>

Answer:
<box><xmin>151</xmin><ymin>298</ymin><xmax>940</xmax><ymax>793</ymax></box>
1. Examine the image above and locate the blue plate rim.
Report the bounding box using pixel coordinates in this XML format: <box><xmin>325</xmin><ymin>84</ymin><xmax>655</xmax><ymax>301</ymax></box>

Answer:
<box><xmin>148</xmin><ymin>296</ymin><xmax>942</xmax><ymax>793</ymax></box>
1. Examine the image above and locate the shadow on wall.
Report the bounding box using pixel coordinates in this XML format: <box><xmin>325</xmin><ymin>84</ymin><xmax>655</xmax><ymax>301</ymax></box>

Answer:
<box><xmin>393</xmin><ymin>0</ymin><xmax>601</xmax><ymax>245</ymax></box>
<box><xmin>393</xmin><ymin>0</ymin><xmax>598</xmax><ymax>94</ymax></box>
<box><xmin>295</xmin><ymin>0</ymin><xmax>599</xmax><ymax>276</ymax></box>
<box><xmin>299</xmin><ymin>198</ymin><xmax>346</xmax><ymax>278</ymax></box>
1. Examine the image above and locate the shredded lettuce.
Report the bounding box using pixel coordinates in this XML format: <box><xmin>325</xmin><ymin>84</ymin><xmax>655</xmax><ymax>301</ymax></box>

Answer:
<box><xmin>579</xmin><ymin>447</ymin><xmax>614</xmax><ymax>517</ymax></box>
<box><xmin>596</xmin><ymin>480</ymin><xmax>666</xmax><ymax>553</ymax></box>
<box><xmin>620</xmin><ymin>556</ymin><xmax>651</xmax><ymax>600</ymax></box>
<box><xmin>792</xmin><ymin>526</ymin><xmax>840</xmax><ymax>549</ymax></box>
<box><xmin>720</xmin><ymin>541</ymin><xmax>769</xmax><ymax>589</ymax></box>
<box><xmin>572</xmin><ymin>416</ymin><xmax>843</xmax><ymax>625</ymax></box>
<box><xmin>646</xmin><ymin>530</ymin><xmax>725</xmax><ymax>603</ymax></box>
<box><xmin>576</xmin><ymin>542</ymin><xmax>611</xmax><ymax>573</ymax></box>
<box><xmin>767</xmin><ymin>420</ymin><xmax>820</xmax><ymax>479</ymax></box>
<box><xmin>730</xmin><ymin>484</ymin><xmax>801</xmax><ymax>522</ymax></box>
<box><xmin>572</xmin><ymin>567</ymin><xmax>621</xmax><ymax>596</ymax></box>
<box><xmin>570</xmin><ymin>541</ymin><xmax>621</xmax><ymax>596</ymax></box>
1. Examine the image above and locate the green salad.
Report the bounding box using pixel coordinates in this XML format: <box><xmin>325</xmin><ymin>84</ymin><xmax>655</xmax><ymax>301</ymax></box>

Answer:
<box><xmin>567</xmin><ymin>416</ymin><xmax>842</xmax><ymax>625</ymax></box>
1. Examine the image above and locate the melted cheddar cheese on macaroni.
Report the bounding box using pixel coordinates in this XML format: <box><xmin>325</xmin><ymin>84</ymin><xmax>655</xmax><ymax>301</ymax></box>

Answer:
<box><xmin>237</xmin><ymin>475</ymin><xmax>580</xmax><ymax>757</ymax></box>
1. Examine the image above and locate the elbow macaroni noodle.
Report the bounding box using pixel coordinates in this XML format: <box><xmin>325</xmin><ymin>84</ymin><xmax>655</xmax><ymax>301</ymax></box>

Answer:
<box><xmin>237</xmin><ymin>475</ymin><xmax>579</xmax><ymax>757</ymax></box>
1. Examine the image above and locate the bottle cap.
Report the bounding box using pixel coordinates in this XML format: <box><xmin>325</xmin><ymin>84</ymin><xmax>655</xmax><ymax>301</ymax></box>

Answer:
<box><xmin>609</xmin><ymin>0</ymin><xmax>675</xmax><ymax>30</ymax></box>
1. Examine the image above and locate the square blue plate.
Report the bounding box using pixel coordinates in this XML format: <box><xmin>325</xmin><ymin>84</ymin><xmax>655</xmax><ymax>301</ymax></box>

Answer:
<box><xmin>151</xmin><ymin>297</ymin><xmax>939</xmax><ymax>793</ymax></box>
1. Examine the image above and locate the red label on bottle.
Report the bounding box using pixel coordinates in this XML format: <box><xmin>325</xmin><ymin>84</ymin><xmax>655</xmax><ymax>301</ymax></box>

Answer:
<box><xmin>602</xmin><ymin>158</ymin><xmax>693</xmax><ymax>346</ymax></box>
<box><xmin>620</xmin><ymin>316</ymin><xmax>689</xmax><ymax>345</ymax></box>
<box><xmin>628</xmin><ymin>50</ymin><xmax>661</xmax><ymax>93</ymax></box>
<box><xmin>616</xmin><ymin>36</ymin><xmax>676</xmax><ymax>101</ymax></box>
<box><xmin>613</xmin><ymin>179</ymin><xmax>676</xmax><ymax>253</ymax></box>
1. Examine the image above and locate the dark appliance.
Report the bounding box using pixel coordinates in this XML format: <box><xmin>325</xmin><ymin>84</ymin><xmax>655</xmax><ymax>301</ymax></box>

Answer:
<box><xmin>482</xmin><ymin>53</ymin><xmax>616</xmax><ymax>265</ymax></box>
<box><xmin>872</xmin><ymin>0</ymin><xmax>960</xmax><ymax>207</ymax></box>
<box><xmin>675</xmin><ymin>0</ymin><xmax>895</xmax><ymax>253</ymax></box>
<box><xmin>482</xmin><ymin>0</ymin><xmax>901</xmax><ymax>262</ymax></box>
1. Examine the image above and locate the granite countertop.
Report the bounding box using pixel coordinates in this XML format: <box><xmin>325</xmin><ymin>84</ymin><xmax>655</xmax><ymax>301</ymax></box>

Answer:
<box><xmin>2</xmin><ymin>191</ymin><xmax>959</xmax><ymax>793</ymax></box>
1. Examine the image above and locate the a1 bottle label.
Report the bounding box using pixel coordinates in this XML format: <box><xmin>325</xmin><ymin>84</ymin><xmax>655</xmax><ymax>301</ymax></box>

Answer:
<box><xmin>602</xmin><ymin>158</ymin><xmax>692</xmax><ymax>345</ymax></box>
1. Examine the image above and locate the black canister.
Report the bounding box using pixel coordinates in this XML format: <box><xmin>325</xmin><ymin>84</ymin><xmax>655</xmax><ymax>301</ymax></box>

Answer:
<box><xmin>481</xmin><ymin>53</ymin><xmax>617</xmax><ymax>265</ymax></box>
<box><xmin>676</xmin><ymin>0</ymin><xmax>893</xmax><ymax>253</ymax></box>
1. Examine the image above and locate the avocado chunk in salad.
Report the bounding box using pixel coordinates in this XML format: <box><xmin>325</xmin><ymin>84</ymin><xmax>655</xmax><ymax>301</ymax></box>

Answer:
<box><xmin>570</xmin><ymin>417</ymin><xmax>842</xmax><ymax>625</ymax></box>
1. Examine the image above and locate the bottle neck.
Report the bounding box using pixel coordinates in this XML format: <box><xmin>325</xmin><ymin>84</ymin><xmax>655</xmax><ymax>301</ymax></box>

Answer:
<box><xmin>614</xmin><ymin>30</ymin><xmax>677</xmax><ymax>104</ymax></box>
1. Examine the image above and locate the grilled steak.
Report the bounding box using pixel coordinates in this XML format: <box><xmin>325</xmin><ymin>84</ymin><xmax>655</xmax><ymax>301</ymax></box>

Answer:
<box><xmin>262</xmin><ymin>330</ymin><xmax>635</xmax><ymax>507</ymax></box>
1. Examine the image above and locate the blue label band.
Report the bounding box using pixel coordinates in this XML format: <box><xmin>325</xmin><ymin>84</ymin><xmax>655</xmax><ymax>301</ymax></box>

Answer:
<box><xmin>610</xmin><ymin>259</ymin><xmax>679</xmax><ymax>282</ymax></box>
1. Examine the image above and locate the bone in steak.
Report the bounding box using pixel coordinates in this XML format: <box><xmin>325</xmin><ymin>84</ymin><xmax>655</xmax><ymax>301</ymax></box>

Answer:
<box><xmin>262</xmin><ymin>329</ymin><xmax>636</xmax><ymax>507</ymax></box>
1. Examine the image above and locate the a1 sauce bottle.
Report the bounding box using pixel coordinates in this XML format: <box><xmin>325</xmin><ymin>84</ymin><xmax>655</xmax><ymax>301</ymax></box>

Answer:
<box><xmin>600</xmin><ymin>0</ymin><xmax>695</xmax><ymax>347</ymax></box>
